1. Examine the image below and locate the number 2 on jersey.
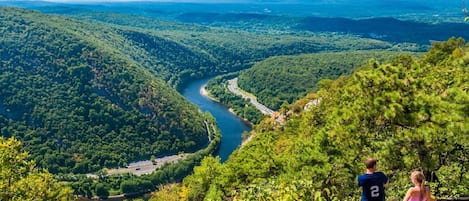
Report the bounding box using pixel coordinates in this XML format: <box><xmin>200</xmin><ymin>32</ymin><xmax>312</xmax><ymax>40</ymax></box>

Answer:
<box><xmin>370</xmin><ymin>185</ymin><xmax>379</xmax><ymax>197</ymax></box>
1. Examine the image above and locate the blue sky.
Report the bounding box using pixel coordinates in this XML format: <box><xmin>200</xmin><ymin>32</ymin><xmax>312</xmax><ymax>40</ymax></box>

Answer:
<box><xmin>1</xmin><ymin>0</ymin><xmax>311</xmax><ymax>2</ymax></box>
<box><xmin>3</xmin><ymin>0</ymin><xmax>272</xmax><ymax>2</ymax></box>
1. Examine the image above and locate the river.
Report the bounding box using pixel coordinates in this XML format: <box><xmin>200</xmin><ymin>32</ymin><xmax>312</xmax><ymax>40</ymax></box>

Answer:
<box><xmin>181</xmin><ymin>78</ymin><xmax>251</xmax><ymax>162</ymax></box>
<box><xmin>88</xmin><ymin>77</ymin><xmax>249</xmax><ymax>179</ymax></box>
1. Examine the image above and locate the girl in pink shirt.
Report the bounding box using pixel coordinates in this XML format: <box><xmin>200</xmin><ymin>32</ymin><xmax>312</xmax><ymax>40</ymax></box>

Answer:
<box><xmin>403</xmin><ymin>171</ymin><xmax>432</xmax><ymax>201</ymax></box>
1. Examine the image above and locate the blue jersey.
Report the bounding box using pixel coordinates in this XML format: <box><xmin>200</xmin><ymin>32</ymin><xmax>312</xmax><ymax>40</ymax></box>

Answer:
<box><xmin>358</xmin><ymin>172</ymin><xmax>388</xmax><ymax>201</ymax></box>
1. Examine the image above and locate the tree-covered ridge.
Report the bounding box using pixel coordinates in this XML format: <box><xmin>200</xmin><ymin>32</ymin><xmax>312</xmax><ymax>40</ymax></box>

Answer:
<box><xmin>47</xmin><ymin>4</ymin><xmax>467</xmax><ymax>45</ymax></box>
<box><xmin>117</xmin><ymin>29</ymin><xmax>217</xmax><ymax>85</ymax></box>
<box><xmin>296</xmin><ymin>17</ymin><xmax>469</xmax><ymax>44</ymax></box>
<box><xmin>175</xmin><ymin>13</ymin><xmax>469</xmax><ymax>45</ymax></box>
<box><xmin>204</xmin><ymin>51</ymin><xmax>406</xmax><ymax>124</ymax></box>
<box><xmin>157</xmin><ymin>38</ymin><xmax>468</xmax><ymax>200</ymax></box>
<box><xmin>48</xmin><ymin>11</ymin><xmax>398</xmax><ymax>83</ymax></box>
<box><xmin>64</xmin><ymin>112</ymin><xmax>220</xmax><ymax>198</ymax></box>
<box><xmin>237</xmin><ymin>51</ymin><xmax>409</xmax><ymax>110</ymax></box>
<box><xmin>0</xmin><ymin>6</ymin><xmax>399</xmax><ymax>175</ymax></box>
<box><xmin>0</xmin><ymin>7</ymin><xmax>210</xmax><ymax>173</ymax></box>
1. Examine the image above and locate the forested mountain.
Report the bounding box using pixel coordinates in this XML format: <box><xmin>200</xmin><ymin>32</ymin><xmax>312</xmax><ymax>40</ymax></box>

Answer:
<box><xmin>0</xmin><ymin>6</ymin><xmax>401</xmax><ymax>174</ymax></box>
<box><xmin>0</xmin><ymin>7</ymin><xmax>211</xmax><ymax>173</ymax></box>
<box><xmin>152</xmin><ymin>38</ymin><xmax>469</xmax><ymax>200</ymax></box>
<box><xmin>237</xmin><ymin>51</ymin><xmax>412</xmax><ymax>110</ymax></box>
<box><xmin>175</xmin><ymin>13</ymin><xmax>469</xmax><ymax>45</ymax></box>
<box><xmin>39</xmin><ymin>10</ymin><xmax>397</xmax><ymax>90</ymax></box>
<box><xmin>203</xmin><ymin>51</ymin><xmax>409</xmax><ymax>124</ymax></box>
<box><xmin>0</xmin><ymin>6</ymin><xmax>398</xmax><ymax>174</ymax></box>
<box><xmin>2</xmin><ymin>2</ymin><xmax>468</xmax><ymax>199</ymax></box>
<box><xmin>21</xmin><ymin>1</ymin><xmax>468</xmax><ymax>45</ymax></box>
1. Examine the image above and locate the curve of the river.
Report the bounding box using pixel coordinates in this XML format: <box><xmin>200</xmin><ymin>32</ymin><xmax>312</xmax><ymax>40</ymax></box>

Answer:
<box><xmin>182</xmin><ymin>78</ymin><xmax>251</xmax><ymax>162</ymax></box>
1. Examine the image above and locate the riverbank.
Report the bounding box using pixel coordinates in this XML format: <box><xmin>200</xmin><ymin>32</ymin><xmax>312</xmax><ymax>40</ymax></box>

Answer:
<box><xmin>182</xmin><ymin>77</ymin><xmax>251</xmax><ymax>161</ymax></box>
<box><xmin>73</xmin><ymin>77</ymin><xmax>249</xmax><ymax>200</ymax></box>
<box><xmin>201</xmin><ymin>82</ymin><xmax>254</xmax><ymax>128</ymax></box>
<box><xmin>227</xmin><ymin>78</ymin><xmax>274</xmax><ymax>116</ymax></box>
<box><xmin>200</xmin><ymin>84</ymin><xmax>219</xmax><ymax>102</ymax></box>
<box><xmin>82</xmin><ymin>83</ymin><xmax>220</xmax><ymax>178</ymax></box>
<box><xmin>77</xmin><ymin>117</ymin><xmax>220</xmax><ymax>200</ymax></box>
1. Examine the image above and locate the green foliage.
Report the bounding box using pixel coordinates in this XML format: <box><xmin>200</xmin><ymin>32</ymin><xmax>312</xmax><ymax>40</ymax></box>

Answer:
<box><xmin>207</xmin><ymin>51</ymin><xmax>413</xmax><ymax>123</ymax></box>
<box><xmin>0</xmin><ymin>7</ymin><xmax>209</xmax><ymax>173</ymax></box>
<box><xmin>0</xmin><ymin>137</ymin><xmax>73</xmax><ymax>201</ymax></box>
<box><xmin>205</xmin><ymin>74</ymin><xmax>265</xmax><ymax>124</ymax></box>
<box><xmin>162</xmin><ymin>38</ymin><xmax>469</xmax><ymax>200</ymax></box>
<box><xmin>295</xmin><ymin>37</ymin><xmax>469</xmax><ymax>199</ymax></box>
<box><xmin>2</xmin><ymin>6</ymin><xmax>468</xmax><ymax>201</ymax></box>
<box><xmin>238</xmin><ymin>51</ymin><xmax>412</xmax><ymax>110</ymax></box>
<box><xmin>234</xmin><ymin>180</ymin><xmax>337</xmax><ymax>201</ymax></box>
<box><xmin>57</xmin><ymin>10</ymin><xmax>397</xmax><ymax>89</ymax></box>
<box><xmin>95</xmin><ymin>183</ymin><xmax>110</xmax><ymax>197</ymax></box>
<box><xmin>0</xmin><ymin>8</ymin><xmax>402</xmax><ymax>170</ymax></box>
<box><xmin>149</xmin><ymin>184</ymin><xmax>184</xmax><ymax>201</ymax></box>
<box><xmin>66</xmin><ymin>113</ymin><xmax>221</xmax><ymax>196</ymax></box>
<box><xmin>120</xmin><ymin>178</ymin><xmax>153</xmax><ymax>194</ymax></box>
<box><xmin>182</xmin><ymin>157</ymin><xmax>224</xmax><ymax>200</ymax></box>
<box><xmin>0</xmin><ymin>8</ymin><xmax>399</xmax><ymax>172</ymax></box>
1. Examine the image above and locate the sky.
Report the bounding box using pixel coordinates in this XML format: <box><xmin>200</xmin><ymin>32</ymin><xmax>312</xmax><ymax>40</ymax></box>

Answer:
<box><xmin>1</xmin><ymin>0</ymin><xmax>309</xmax><ymax>2</ymax></box>
<box><xmin>3</xmin><ymin>0</ymin><xmax>274</xmax><ymax>2</ymax></box>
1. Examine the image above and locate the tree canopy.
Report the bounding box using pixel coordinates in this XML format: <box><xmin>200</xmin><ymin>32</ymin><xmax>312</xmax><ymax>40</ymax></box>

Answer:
<box><xmin>0</xmin><ymin>137</ymin><xmax>73</xmax><ymax>200</ymax></box>
<box><xmin>237</xmin><ymin>51</ymin><xmax>410</xmax><ymax>110</ymax></box>
<box><xmin>0</xmin><ymin>7</ymin><xmax>210</xmax><ymax>173</ymax></box>
<box><xmin>156</xmin><ymin>38</ymin><xmax>469</xmax><ymax>200</ymax></box>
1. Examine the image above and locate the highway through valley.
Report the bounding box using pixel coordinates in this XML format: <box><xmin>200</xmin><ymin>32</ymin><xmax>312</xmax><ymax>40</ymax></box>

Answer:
<box><xmin>227</xmin><ymin>78</ymin><xmax>274</xmax><ymax>116</ymax></box>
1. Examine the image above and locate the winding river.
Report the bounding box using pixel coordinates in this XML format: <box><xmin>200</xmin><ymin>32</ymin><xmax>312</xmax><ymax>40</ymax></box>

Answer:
<box><xmin>182</xmin><ymin>78</ymin><xmax>251</xmax><ymax>162</ymax></box>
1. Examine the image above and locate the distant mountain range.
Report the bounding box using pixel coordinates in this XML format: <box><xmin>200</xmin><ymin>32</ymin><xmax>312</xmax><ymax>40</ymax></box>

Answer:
<box><xmin>0</xmin><ymin>0</ymin><xmax>462</xmax><ymax>20</ymax></box>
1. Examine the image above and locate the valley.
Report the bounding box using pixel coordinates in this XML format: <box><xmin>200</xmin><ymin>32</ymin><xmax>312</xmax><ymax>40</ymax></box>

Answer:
<box><xmin>0</xmin><ymin>1</ymin><xmax>468</xmax><ymax>200</ymax></box>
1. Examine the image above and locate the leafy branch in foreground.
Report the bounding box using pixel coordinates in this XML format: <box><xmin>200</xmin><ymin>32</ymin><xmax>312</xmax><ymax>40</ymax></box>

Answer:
<box><xmin>0</xmin><ymin>137</ymin><xmax>73</xmax><ymax>201</ymax></box>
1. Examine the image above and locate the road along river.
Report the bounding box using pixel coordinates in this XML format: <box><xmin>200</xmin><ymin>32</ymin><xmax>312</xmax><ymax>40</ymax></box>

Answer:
<box><xmin>227</xmin><ymin>78</ymin><xmax>274</xmax><ymax>115</ymax></box>
<box><xmin>93</xmin><ymin>77</ymin><xmax>251</xmax><ymax>177</ymax></box>
<box><xmin>182</xmin><ymin>78</ymin><xmax>252</xmax><ymax>162</ymax></box>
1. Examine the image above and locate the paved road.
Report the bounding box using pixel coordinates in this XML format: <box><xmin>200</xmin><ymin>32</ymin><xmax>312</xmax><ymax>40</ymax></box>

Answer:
<box><xmin>105</xmin><ymin>154</ymin><xmax>190</xmax><ymax>176</ymax></box>
<box><xmin>227</xmin><ymin>78</ymin><xmax>274</xmax><ymax>116</ymax></box>
<box><xmin>99</xmin><ymin>122</ymin><xmax>216</xmax><ymax>176</ymax></box>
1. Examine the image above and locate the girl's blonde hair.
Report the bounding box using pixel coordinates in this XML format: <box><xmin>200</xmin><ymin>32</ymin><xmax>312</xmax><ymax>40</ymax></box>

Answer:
<box><xmin>411</xmin><ymin>171</ymin><xmax>426</xmax><ymax>199</ymax></box>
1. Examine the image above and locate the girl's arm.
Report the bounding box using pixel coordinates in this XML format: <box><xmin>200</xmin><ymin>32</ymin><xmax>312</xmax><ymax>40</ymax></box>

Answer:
<box><xmin>403</xmin><ymin>188</ymin><xmax>413</xmax><ymax>201</ymax></box>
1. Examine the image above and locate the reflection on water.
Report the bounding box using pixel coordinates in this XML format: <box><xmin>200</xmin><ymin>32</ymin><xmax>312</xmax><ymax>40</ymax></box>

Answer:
<box><xmin>182</xmin><ymin>78</ymin><xmax>251</xmax><ymax>162</ymax></box>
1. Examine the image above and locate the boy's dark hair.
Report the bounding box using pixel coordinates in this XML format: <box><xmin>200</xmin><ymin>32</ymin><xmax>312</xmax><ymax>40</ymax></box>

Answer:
<box><xmin>365</xmin><ymin>158</ymin><xmax>377</xmax><ymax>169</ymax></box>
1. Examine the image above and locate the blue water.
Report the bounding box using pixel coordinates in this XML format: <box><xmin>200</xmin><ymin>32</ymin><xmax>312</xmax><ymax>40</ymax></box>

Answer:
<box><xmin>2</xmin><ymin>0</ymin><xmax>466</xmax><ymax>159</ymax></box>
<box><xmin>181</xmin><ymin>78</ymin><xmax>251</xmax><ymax>162</ymax></box>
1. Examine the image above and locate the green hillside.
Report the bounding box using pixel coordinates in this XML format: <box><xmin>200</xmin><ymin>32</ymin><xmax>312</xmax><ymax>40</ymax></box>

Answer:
<box><xmin>0</xmin><ymin>8</ymin><xmax>210</xmax><ymax>173</ymax></box>
<box><xmin>203</xmin><ymin>51</ymin><xmax>409</xmax><ymax>124</ymax></box>
<box><xmin>0</xmin><ymin>5</ymin><xmax>401</xmax><ymax>181</ymax></box>
<box><xmin>237</xmin><ymin>51</ymin><xmax>412</xmax><ymax>110</ymax></box>
<box><xmin>51</xmin><ymin>11</ymin><xmax>398</xmax><ymax>88</ymax></box>
<box><xmin>153</xmin><ymin>38</ymin><xmax>469</xmax><ymax>200</ymax></box>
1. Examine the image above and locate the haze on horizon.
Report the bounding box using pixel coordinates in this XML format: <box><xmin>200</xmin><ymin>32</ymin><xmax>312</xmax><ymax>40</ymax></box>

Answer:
<box><xmin>1</xmin><ymin>0</ymin><xmax>430</xmax><ymax>3</ymax></box>
<box><xmin>2</xmin><ymin>0</ymin><xmax>297</xmax><ymax>2</ymax></box>
<box><xmin>0</xmin><ymin>0</ymin><xmax>454</xmax><ymax>5</ymax></box>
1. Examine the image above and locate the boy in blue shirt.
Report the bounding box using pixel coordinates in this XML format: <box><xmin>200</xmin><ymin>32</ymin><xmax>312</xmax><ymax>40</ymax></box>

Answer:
<box><xmin>358</xmin><ymin>158</ymin><xmax>388</xmax><ymax>201</ymax></box>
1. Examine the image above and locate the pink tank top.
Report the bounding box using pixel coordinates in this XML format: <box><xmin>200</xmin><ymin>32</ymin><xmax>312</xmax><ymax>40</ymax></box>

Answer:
<box><xmin>409</xmin><ymin>197</ymin><xmax>426</xmax><ymax>201</ymax></box>
<box><xmin>409</xmin><ymin>187</ymin><xmax>429</xmax><ymax>201</ymax></box>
